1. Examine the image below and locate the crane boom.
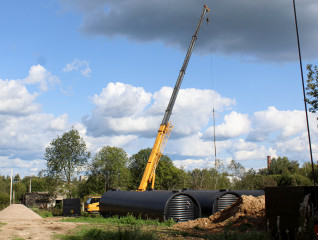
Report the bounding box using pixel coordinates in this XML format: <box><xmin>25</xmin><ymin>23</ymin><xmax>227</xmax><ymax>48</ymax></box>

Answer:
<box><xmin>137</xmin><ymin>5</ymin><xmax>210</xmax><ymax>191</ymax></box>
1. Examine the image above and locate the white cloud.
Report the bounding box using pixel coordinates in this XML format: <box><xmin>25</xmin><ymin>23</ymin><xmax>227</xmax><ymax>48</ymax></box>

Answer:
<box><xmin>49</xmin><ymin>113</ymin><xmax>69</xmax><ymax>131</ymax></box>
<box><xmin>0</xmin><ymin>113</ymin><xmax>70</xmax><ymax>158</ymax></box>
<box><xmin>0</xmin><ymin>79</ymin><xmax>39</xmax><ymax>115</ymax></box>
<box><xmin>248</xmin><ymin>106</ymin><xmax>307</xmax><ymax>141</ymax></box>
<box><xmin>91</xmin><ymin>82</ymin><xmax>152</xmax><ymax>117</ymax></box>
<box><xmin>24</xmin><ymin>64</ymin><xmax>60</xmax><ymax>91</ymax></box>
<box><xmin>84</xmin><ymin>83</ymin><xmax>236</xmax><ymax>138</ymax></box>
<box><xmin>0</xmin><ymin>156</ymin><xmax>46</xmax><ymax>177</ymax></box>
<box><xmin>63</xmin><ymin>58</ymin><xmax>91</xmax><ymax>77</ymax></box>
<box><xmin>173</xmin><ymin>158</ymin><xmax>207</xmax><ymax>171</ymax></box>
<box><xmin>203</xmin><ymin>111</ymin><xmax>250</xmax><ymax>140</ymax></box>
<box><xmin>234</xmin><ymin>146</ymin><xmax>277</xmax><ymax>162</ymax></box>
<box><xmin>171</xmin><ymin>88</ymin><xmax>235</xmax><ymax>136</ymax></box>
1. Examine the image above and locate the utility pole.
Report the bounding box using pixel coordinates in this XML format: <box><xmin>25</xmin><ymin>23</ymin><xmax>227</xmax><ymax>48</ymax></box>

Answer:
<box><xmin>29</xmin><ymin>175</ymin><xmax>32</xmax><ymax>193</ymax></box>
<box><xmin>10</xmin><ymin>169</ymin><xmax>13</xmax><ymax>205</ymax></box>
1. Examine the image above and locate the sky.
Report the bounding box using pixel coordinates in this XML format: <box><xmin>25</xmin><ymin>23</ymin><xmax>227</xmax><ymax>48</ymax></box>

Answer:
<box><xmin>1</xmin><ymin>0</ymin><xmax>318</xmax><ymax>177</ymax></box>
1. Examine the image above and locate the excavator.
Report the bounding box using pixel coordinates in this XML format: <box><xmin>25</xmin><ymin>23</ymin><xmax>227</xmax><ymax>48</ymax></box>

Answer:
<box><xmin>137</xmin><ymin>5</ymin><xmax>210</xmax><ymax>191</ymax></box>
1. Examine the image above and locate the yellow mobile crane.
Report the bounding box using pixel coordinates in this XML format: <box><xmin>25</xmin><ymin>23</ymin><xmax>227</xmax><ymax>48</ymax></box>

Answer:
<box><xmin>137</xmin><ymin>5</ymin><xmax>210</xmax><ymax>191</ymax></box>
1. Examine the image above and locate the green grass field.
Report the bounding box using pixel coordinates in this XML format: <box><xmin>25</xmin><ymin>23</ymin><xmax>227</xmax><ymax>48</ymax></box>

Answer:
<box><xmin>54</xmin><ymin>215</ymin><xmax>269</xmax><ymax>240</ymax></box>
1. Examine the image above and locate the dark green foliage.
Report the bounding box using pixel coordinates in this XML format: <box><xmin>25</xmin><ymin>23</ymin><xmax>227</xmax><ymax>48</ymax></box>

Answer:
<box><xmin>233</xmin><ymin>169</ymin><xmax>277</xmax><ymax>190</ymax></box>
<box><xmin>90</xmin><ymin>146</ymin><xmax>130</xmax><ymax>192</ymax></box>
<box><xmin>268</xmin><ymin>157</ymin><xmax>299</xmax><ymax>175</ymax></box>
<box><xmin>187</xmin><ymin>168</ymin><xmax>231</xmax><ymax>190</ymax></box>
<box><xmin>128</xmin><ymin>148</ymin><xmax>186</xmax><ymax>190</ymax></box>
<box><xmin>305</xmin><ymin>64</ymin><xmax>318</xmax><ymax>113</ymax></box>
<box><xmin>21</xmin><ymin>176</ymin><xmax>48</xmax><ymax>192</ymax></box>
<box><xmin>77</xmin><ymin>175</ymin><xmax>104</xmax><ymax>198</ymax></box>
<box><xmin>273</xmin><ymin>173</ymin><xmax>312</xmax><ymax>187</ymax></box>
<box><xmin>0</xmin><ymin>192</ymin><xmax>10</xmax><ymax>210</ymax></box>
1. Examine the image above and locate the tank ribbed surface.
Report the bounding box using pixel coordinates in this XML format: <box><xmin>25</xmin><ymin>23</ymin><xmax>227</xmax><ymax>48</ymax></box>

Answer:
<box><xmin>167</xmin><ymin>194</ymin><xmax>196</xmax><ymax>222</ymax></box>
<box><xmin>217</xmin><ymin>193</ymin><xmax>238</xmax><ymax>211</ymax></box>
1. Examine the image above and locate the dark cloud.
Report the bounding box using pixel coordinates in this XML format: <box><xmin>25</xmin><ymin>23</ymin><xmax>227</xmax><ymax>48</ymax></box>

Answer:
<box><xmin>59</xmin><ymin>0</ymin><xmax>318</xmax><ymax>62</ymax></box>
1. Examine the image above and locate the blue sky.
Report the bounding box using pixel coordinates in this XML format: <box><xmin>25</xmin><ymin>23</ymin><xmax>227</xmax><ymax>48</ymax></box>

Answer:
<box><xmin>1</xmin><ymin>0</ymin><xmax>318</xmax><ymax>177</ymax></box>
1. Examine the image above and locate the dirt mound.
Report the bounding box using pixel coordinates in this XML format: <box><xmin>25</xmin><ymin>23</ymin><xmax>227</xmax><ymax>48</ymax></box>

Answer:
<box><xmin>174</xmin><ymin>195</ymin><xmax>265</xmax><ymax>233</ymax></box>
<box><xmin>0</xmin><ymin>204</ymin><xmax>42</xmax><ymax>220</ymax></box>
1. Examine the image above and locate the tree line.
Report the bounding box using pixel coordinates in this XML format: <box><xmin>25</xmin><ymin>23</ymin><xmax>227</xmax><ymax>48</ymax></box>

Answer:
<box><xmin>0</xmin><ymin>128</ymin><xmax>317</xmax><ymax>210</ymax></box>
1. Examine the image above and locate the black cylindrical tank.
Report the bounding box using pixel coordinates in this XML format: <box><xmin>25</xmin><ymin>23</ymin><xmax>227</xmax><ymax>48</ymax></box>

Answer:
<box><xmin>184</xmin><ymin>189</ymin><xmax>265</xmax><ymax>218</ymax></box>
<box><xmin>99</xmin><ymin>190</ymin><xmax>201</xmax><ymax>222</ymax></box>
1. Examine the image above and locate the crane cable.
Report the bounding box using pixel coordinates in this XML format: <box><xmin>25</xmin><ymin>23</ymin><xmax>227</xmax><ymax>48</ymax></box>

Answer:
<box><xmin>206</xmin><ymin>12</ymin><xmax>217</xmax><ymax>170</ymax></box>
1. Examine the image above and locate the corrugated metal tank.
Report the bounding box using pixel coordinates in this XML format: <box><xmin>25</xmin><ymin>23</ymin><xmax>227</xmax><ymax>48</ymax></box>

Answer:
<box><xmin>99</xmin><ymin>190</ymin><xmax>201</xmax><ymax>222</ymax></box>
<box><xmin>184</xmin><ymin>189</ymin><xmax>265</xmax><ymax>218</ymax></box>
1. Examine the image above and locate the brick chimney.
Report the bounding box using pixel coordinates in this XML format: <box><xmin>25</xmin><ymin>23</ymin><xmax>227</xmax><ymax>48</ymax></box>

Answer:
<box><xmin>267</xmin><ymin>156</ymin><xmax>272</xmax><ymax>169</ymax></box>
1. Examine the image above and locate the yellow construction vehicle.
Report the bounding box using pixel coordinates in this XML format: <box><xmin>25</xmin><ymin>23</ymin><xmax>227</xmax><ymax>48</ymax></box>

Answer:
<box><xmin>84</xmin><ymin>196</ymin><xmax>101</xmax><ymax>213</ymax></box>
<box><xmin>137</xmin><ymin>5</ymin><xmax>210</xmax><ymax>191</ymax></box>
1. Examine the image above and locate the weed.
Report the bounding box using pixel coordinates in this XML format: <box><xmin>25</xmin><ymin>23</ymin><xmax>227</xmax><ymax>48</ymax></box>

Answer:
<box><xmin>192</xmin><ymin>225</ymin><xmax>205</xmax><ymax>231</ymax></box>
<box><xmin>0</xmin><ymin>222</ymin><xmax>7</xmax><ymax>231</ymax></box>
<box><xmin>61</xmin><ymin>214</ymin><xmax>175</xmax><ymax>227</ymax></box>
<box><xmin>31</xmin><ymin>208</ymin><xmax>53</xmax><ymax>218</ymax></box>
<box><xmin>205</xmin><ymin>231</ymin><xmax>269</xmax><ymax>240</ymax></box>
<box><xmin>57</xmin><ymin>226</ymin><xmax>159</xmax><ymax>240</ymax></box>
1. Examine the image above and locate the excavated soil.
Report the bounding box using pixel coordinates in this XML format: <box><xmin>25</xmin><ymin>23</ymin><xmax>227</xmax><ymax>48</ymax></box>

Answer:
<box><xmin>174</xmin><ymin>195</ymin><xmax>266</xmax><ymax>234</ymax></box>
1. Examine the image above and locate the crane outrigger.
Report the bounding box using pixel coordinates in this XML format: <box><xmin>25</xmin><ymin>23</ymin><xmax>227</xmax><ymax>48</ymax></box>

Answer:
<box><xmin>137</xmin><ymin>5</ymin><xmax>210</xmax><ymax>191</ymax></box>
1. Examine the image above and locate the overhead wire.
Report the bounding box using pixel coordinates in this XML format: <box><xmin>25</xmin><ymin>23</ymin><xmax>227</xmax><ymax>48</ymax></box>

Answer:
<box><xmin>292</xmin><ymin>0</ymin><xmax>316</xmax><ymax>186</ymax></box>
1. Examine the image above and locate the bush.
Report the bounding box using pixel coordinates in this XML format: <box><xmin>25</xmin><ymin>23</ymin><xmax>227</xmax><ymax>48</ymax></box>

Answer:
<box><xmin>0</xmin><ymin>193</ymin><xmax>9</xmax><ymax>210</ymax></box>
<box><xmin>58</xmin><ymin>226</ymin><xmax>159</xmax><ymax>240</ymax></box>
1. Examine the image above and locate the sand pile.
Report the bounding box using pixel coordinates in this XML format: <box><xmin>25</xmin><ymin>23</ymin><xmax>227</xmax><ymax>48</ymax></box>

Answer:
<box><xmin>0</xmin><ymin>204</ymin><xmax>42</xmax><ymax>220</ymax></box>
<box><xmin>175</xmin><ymin>195</ymin><xmax>265</xmax><ymax>232</ymax></box>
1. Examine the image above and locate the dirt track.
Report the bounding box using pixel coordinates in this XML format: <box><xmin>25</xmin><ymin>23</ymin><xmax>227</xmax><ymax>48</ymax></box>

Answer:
<box><xmin>0</xmin><ymin>218</ymin><xmax>80</xmax><ymax>240</ymax></box>
<box><xmin>0</xmin><ymin>204</ymin><xmax>81</xmax><ymax>240</ymax></box>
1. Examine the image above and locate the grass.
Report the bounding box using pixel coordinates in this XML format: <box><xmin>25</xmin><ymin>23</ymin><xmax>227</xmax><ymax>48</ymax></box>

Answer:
<box><xmin>31</xmin><ymin>207</ymin><xmax>53</xmax><ymax>218</ymax></box>
<box><xmin>56</xmin><ymin>214</ymin><xmax>269</xmax><ymax>240</ymax></box>
<box><xmin>0</xmin><ymin>222</ymin><xmax>7</xmax><ymax>231</ymax></box>
<box><xmin>57</xmin><ymin>225</ymin><xmax>159</xmax><ymax>240</ymax></box>
<box><xmin>31</xmin><ymin>207</ymin><xmax>63</xmax><ymax>217</ymax></box>
<box><xmin>61</xmin><ymin>214</ymin><xmax>176</xmax><ymax>227</ymax></box>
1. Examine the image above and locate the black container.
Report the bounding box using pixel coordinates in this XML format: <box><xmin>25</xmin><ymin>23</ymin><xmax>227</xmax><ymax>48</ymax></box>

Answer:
<box><xmin>184</xmin><ymin>189</ymin><xmax>265</xmax><ymax>218</ymax></box>
<box><xmin>99</xmin><ymin>190</ymin><xmax>201</xmax><ymax>222</ymax></box>
<box><xmin>265</xmin><ymin>186</ymin><xmax>318</xmax><ymax>240</ymax></box>
<box><xmin>63</xmin><ymin>198</ymin><xmax>81</xmax><ymax>217</ymax></box>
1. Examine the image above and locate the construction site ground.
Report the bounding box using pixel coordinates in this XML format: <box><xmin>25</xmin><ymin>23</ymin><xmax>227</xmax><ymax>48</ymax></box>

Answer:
<box><xmin>0</xmin><ymin>196</ymin><xmax>267</xmax><ymax>240</ymax></box>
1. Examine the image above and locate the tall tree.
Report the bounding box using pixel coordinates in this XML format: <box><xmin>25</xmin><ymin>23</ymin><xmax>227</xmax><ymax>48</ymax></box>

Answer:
<box><xmin>90</xmin><ymin>146</ymin><xmax>130</xmax><ymax>191</ymax></box>
<box><xmin>227</xmin><ymin>160</ymin><xmax>245</xmax><ymax>178</ymax></box>
<box><xmin>306</xmin><ymin>64</ymin><xmax>318</xmax><ymax>112</ymax></box>
<box><xmin>44</xmin><ymin>128</ymin><xmax>90</xmax><ymax>198</ymax></box>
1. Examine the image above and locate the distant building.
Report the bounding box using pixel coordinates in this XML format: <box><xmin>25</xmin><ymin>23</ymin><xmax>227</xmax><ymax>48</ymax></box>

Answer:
<box><xmin>79</xmin><ymin>175</ymin><xmax>88</xmax><ymax>182</ymax></box>
<box><xmin>24</xmin><ymin>192</ymin><xmax>55</xmax><ymax>208</ymax></box>
<box><xmin>227</xmin><ymin>176</ymin><xmax>241</xmax><ymax>183</ymax></box>
<box><xmin>24</xmin><ymin>192</ymin><xmax>65</xmax><ymax>208</ymax></box>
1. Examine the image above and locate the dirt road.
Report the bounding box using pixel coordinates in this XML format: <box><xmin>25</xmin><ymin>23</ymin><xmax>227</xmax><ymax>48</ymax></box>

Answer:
<box><xmin>0</xmin><ymin>217</ymin><xmax>80</xmax><ymax>240</ymax></box>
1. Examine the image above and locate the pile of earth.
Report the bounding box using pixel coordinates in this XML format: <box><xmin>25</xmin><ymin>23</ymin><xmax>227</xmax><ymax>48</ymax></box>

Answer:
<box><xmin>174</xmin><ymin>195</ymin><xmax>266</xmax><ymax>233</ymax></box>
<box><xmin>0</xmin><ymin>204</ymin><xmax>42</xmax><ymax>219</ymax></box>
